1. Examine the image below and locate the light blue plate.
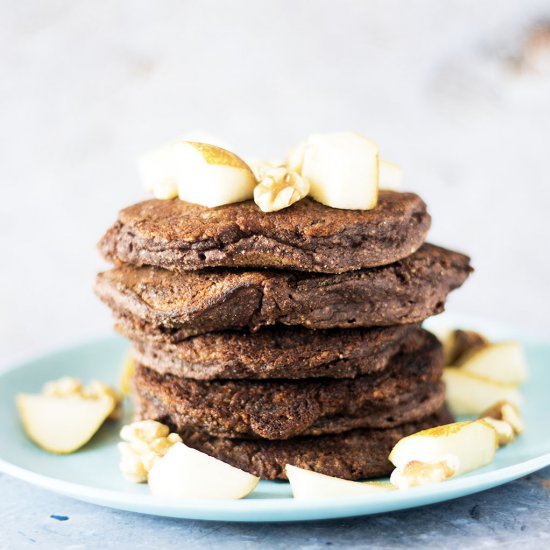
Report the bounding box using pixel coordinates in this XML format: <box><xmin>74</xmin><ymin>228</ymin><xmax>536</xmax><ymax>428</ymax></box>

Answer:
<box><xmin>0</xmin><ymin>316</ymin><xmax>549</xmax><ymax>522</ymax></box>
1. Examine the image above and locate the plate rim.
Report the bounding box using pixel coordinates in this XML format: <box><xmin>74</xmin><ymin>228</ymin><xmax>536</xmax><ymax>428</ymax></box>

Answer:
<box><xmin>1</xmin><ymin>446</ymin><xmax>549</xmax><ymax>517</ymax></box>
<box><xmin>1</xmin><ymin>315</ymin><xmax>549</xmax><ymax>521</ymax></box>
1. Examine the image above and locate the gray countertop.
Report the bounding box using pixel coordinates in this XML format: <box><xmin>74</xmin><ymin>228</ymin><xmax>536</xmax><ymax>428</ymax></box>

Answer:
<box><xmin>1</xmin><ymin>468</ymin><xmax>550</xmax><ymax>549</ymax></box>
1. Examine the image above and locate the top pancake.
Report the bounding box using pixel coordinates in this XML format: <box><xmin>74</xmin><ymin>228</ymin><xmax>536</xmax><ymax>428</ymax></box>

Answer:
<box><xmin>98</xmin><ymin>191</ymin><xmax>430</xmax><ymax>274</ymax></box>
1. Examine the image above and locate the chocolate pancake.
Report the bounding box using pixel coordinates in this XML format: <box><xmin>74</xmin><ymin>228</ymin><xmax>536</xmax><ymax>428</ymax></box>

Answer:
<box><xmin>98</xmin><ymin>191</ymin><xmax>430</xmax><ymax>274</ymax></box>
<box><xmin>127</xmin><ymin>324</ymin><xmax>427</xmax><ymax>380</ymax></box>
<box><xmin>131</xmin><ymin>329</ymin><xmax>444</xmax><ymax>440</ymax></box>
<box><xmin>95</xmin><ymin>243</ymin><xmax>471</xmax><ymax>338</ymax></box>
<box><xmin>135</xmin><ymin>403</ymin><xmax>453</xmax><ymax>480</ymax></box>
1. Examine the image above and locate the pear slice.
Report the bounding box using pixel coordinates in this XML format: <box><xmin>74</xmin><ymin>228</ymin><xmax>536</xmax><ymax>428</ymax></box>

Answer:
<box><xmin>285</xmin><ymin>464</ymin><xmax>395</xmax><ymax>499</ymax></box>
<box><xmin>138</xmin><ymin>141</ymin><xmax>256</xmax><ymax>207</ymax></box>
<box><xmin>286</xmin><ymin>142</ymin><xmax>307</xmax><ymax>174</ymax></box>
<box><xmin>148</xmin><ymin>443</ymin><xmax>259</xmax><ymax>499</ymax></box>
<box><xmin>379</xmin><ymin>160</ymin><xmax>402</xmax><ymax>191</ymax></box>
<box><xmin>457</xmin><ymin>342</ymin><xmax>527</xmax><ymax>385</ymax></box>
<box><xmin>443</xmin><ymin>368</ymin><xmax>521</xmax><ymax>416</ymax></box>
<box><xmin>437</xmin><ymin>328</ymin><xmax>487</xmax><ymax>366</ymax></box>
<box><xmin>17</xmin><ymin>393</ymin><xmax>116</xmax><ymax>454</ymax></box>
<box><xmin>120</xmin><ymin>353</ymin><xmax>135</xmax><ymax>396</ymax></box>
<box><xmin>290</xmin><ymin>132</ymin><xmax>379</xmax><ymax>210</ymax></box>
<box><xmin>389</xmin><ymin>420</ymin><xmax>497</xmax><ymax>483</ymax></box>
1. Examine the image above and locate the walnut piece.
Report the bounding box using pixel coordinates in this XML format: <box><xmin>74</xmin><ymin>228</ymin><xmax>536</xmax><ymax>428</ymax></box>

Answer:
<box><xmin>390</xmin><ymin>457</ymin><xmax>458</xmax><ymax>489</ymax></box>
<box><xmin>43</xmin><ymin>376</ymin><xmax>123</xmax><ymax>420</ymax></box>
<box><xmin>482</xmin><ymin>400</ymin><xmax>524</xmax><ymax>435</ymax></box>
<box><xmin>118</xmin><ymin>420</ymin><xmax>182</xmax><ymax>483</ymax></box>
<box><xmin>43</xmin><ymin>377</ymin><xmax>83</xmax><ymax>397</ymax></box>
<box><xmin>482</xmin><ymin>417</ymin><xmax>515</xmax><ymax>446</ymax></box>
<box><xmin>253</xmin><ymin>164</ymin><xmax>309</xmax><ymax>213</ymax></box>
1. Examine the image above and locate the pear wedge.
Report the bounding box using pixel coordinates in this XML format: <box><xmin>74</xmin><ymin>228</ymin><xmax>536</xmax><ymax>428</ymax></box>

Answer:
<box><xmin>17</xmin><ymin>393</ymin><xmax>116</xmax><ymax>454</ymax></box>
<box><xmin>289</xmin><ymin>132</ymin><xmax>379</xmax><ymax>210</ymax></box>
<box><xmin>286</xmin><ymin>141</ymin><xmax>307</xmax><ymax>174</ymax></box>
<box><xmin>389</xmin><ymin>419</ymin><xmax>497</xmax><ymax>480</ymax></box>
<box><xmin>443</xmin><ymin>368</ymin><xmax>521</xmax><ymax>416</ymax></box>
<box><xmin>139</xmin><ymin>141</ymin><xmax>256</xmax><ymax>207</ymax></box>
<box><xmin>457</xmin><ymin>341</ymin><xmax>527</xmax><ymax>385</ymax></box>
<box><xmin>285</xmin><ymin>464</ymin><xmax>395</xmax><ymax>499</ymax></box>
<box><xmin>148</xmin><ymin>443</ymin><xmax>259</xmax><ymax>499</ymax></box>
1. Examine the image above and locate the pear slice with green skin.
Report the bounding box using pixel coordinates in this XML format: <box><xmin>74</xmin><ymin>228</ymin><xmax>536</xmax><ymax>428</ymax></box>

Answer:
<box><xmin>379</xmin><ymin>160</ymin><xmax>402</xmax><ymax>191</ymax></box>
<box><xmin>291</xmin><ymin>132</ymin><xmax>379</xmax><ymax>210</ymax></box>
<box><xmin>285</xmin><ymin>464</ymin><xmax>395</xmax><ymax>499</ymax></box>
<box><xmin>148</xmin><ymin>443</ymin><xmax>259</xmax><ymax>500</ymax></box>
<box><xmin>389</xmin><ymin>419</ymin><xmax>497</xmax><ymax>479</ymax></box>
<box><xmin>17</xmin><ymin>393</ymin><xmax>116</xmax><ymax>454</ymax></box>
<box><xmin>456</xmin><ymin>341</ymin><xmax>527</xmax><ymax>385</ymax></box>
<box><xmin>443</xmin><ymin>368</ymin><xmax>521</xmax><ymax>416</ymax></box>
<box><xmin>138</xmin><ymin>141</ymin><xmax>257</xmax><ymax>208</ymax></box>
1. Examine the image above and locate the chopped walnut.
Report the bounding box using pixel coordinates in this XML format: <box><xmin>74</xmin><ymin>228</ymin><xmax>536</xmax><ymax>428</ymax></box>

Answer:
<box><xmin>42</xmin><ymin>377</ymin><xmax>122</xmax><ymax>419</ymax></box>
<box><xmin>248</xmin><ymin>159</ymin><xmax>279</xmax><ymax>181</ymax></box>
<box><xmin>482</xmin><ymin>400</ymin><xmax>524</xmax><ymax>435</ymax></box>
<box><xmin>83</xmin><ymin>380</ymin><xmax>123</xmax><ymax>420</ymax></box>
<box><xmin>118</xmin><ymin>420</ymin><xmax>182</xmax><ymax>483</ymax></box>
<box><xmin>482</xmin><ymin>417</ymin><xmax>515</xmax><ymax>446</ymax></box>
<box><xmin>43</xmin><ymin>377</ymin><xmax>84</xmax><ymax>397</ymax></box>
<box><xmin>390</xmin><ymin>457</ymin><xmax>458</xmax><ymax>489</ymax></box>
<box><xmin>253</xmin><ymin>164</ymin><xmax>309</xmax><ymax>213</ymax></box>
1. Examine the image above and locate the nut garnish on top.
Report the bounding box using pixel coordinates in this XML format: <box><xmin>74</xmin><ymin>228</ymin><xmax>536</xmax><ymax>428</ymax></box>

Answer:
<box><xmin>139</xmin><ymin>132</ymin><xmax>403</xmax><ymax>212</ymax></box>
<box><xmin>252</xmin><ymin>163</ymin><xmax>309</xmax><ymax>212</ymax></box>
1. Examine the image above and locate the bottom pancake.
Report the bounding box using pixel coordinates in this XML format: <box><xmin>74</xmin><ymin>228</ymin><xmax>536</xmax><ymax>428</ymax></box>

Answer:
<box><xmin>136</xmin><ymin>400</ymin><xmax>453</xmax><ymax>480</ymax></box>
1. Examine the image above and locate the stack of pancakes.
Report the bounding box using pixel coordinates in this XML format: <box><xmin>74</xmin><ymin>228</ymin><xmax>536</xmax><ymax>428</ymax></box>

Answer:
<box><xmin>95</xmin><ymin>191</ymin><xmax>471</xmax><ymax>480</ymax></box>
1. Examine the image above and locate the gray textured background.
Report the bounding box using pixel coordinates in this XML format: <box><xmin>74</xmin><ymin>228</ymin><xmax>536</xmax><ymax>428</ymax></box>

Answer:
<box><xmin>1</xmin><ymin>1</ymin><xmax>550</xmax><ymax>547</ymax></box>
